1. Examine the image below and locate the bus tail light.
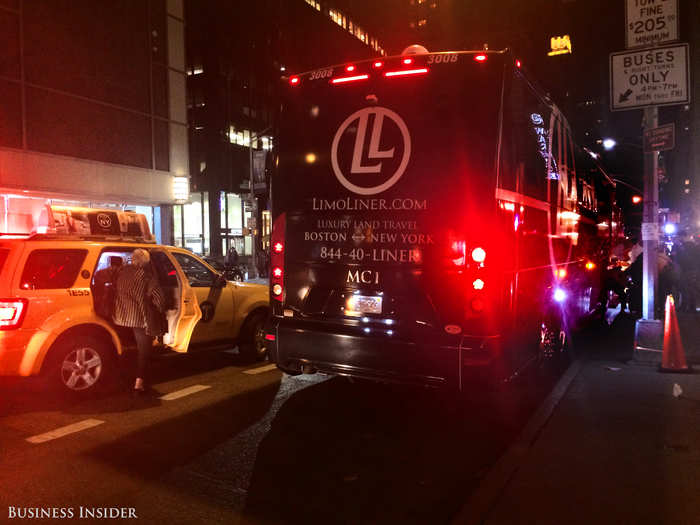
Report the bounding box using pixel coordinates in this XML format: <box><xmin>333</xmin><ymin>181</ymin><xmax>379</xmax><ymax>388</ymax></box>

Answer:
<box><xmin>0</xmin><ymin>298</ymin><xmax>27</xmax><ymax>330</ymax></box>
<box><xmin>271</xmin><ymin>213</ymin><xmax>286</xmax><ymax>303</ymax></box>
<box><xmin>451</xmin><ymin>240</ymin><xmax>467</xmax><ymax>266</ymax></box>
<box><xmin>474</xmin><ymin>54</ymin><xmax>488</xmax><ymax>62</ymax></box>
<box><xmin>331</xmin><ymin>74</ymin><xmax>369</xmax><ymax>84</ymax></box>
<box><xmin>385</xmin><ymin>68</ymin><xmax>429</xmax><ymax>78</ymax></box>
<box><xmin>471</xmin><ymin>247</ymin><xmax>486</xmax><ymax>263</ymax></box>
<box><xmin>289</xmin><ymin>76</ymin><xmax>300</xmax><ymax>86</ymax></box>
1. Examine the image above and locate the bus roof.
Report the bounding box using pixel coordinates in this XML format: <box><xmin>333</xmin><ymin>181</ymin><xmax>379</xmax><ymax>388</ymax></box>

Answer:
<box><xmin>283</xmin><ymin>48</ymin><xmax>511</xmax><ymax>86</ymax></box>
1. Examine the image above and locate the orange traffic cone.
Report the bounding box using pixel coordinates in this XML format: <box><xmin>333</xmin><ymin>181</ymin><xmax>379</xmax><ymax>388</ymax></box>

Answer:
<box><xmin>659</xmin><ymin>295</ymin><xmax>692</xmax><ymax>373</ymax></box>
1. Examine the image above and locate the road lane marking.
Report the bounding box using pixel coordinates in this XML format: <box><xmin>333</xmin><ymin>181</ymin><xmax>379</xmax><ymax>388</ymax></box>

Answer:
<box><xmin>243</xmin><ymin>364</ymin><xmax>278</xmax><ymax>375</ymax></box>
<box><xmin>26</xmin><ymin>419</ymin><xmax>105</xmax><ymax>444</ymax></box>
<box><xmin>159</xmin><ymin>384</ymin><xmax>211</xmax><ymax>401</ymax></box>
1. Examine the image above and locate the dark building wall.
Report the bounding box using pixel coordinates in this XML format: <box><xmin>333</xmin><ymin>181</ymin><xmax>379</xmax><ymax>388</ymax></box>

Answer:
<box><xmin>0</xmin><ymin>0</ymin><xmax>170</xmax><ymax>171</ymax></box>
<box><xmin>185</xmin><ymin>0</ymin><xmax>380</xmax><ymax>255</ymax></box>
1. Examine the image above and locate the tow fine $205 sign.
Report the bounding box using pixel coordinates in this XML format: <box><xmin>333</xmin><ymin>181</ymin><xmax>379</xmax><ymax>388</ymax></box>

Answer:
<box><xmin>610</xmin><ymin>43</ymin><xmax>689</xmax><ymax>111</ymax></box>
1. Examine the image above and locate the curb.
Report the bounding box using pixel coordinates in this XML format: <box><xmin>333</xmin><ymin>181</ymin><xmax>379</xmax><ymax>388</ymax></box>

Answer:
<box><xmin>452</xmin><ymin>358</ymin><xmax>585</xmax><ymax>525</ymax></box>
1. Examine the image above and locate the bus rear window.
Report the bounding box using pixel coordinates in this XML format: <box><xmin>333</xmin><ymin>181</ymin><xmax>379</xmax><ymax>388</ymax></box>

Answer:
<box><xmin>20</xmin><ymin>249</ymin><xmax>87</xmax><ymax>289</ymax></box>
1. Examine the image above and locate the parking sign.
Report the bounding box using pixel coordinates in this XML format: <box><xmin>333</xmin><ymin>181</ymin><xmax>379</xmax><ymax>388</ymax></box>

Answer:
<box><xmin>610</xmin><ymin>43</ymin><xmax>689</xmax><ymax>111</ymax></box>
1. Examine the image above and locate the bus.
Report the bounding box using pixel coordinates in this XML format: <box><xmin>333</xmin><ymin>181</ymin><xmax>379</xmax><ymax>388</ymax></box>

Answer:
<box><xmin>266</xmin><ymin>48</ymin><xmax>620</xmax><ymax>390</ymax></box>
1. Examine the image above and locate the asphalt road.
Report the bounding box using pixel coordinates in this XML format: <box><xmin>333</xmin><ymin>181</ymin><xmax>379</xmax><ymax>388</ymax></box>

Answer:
<box><xmin>0</xmin><ymin>347</ymin><xmax>567</xmax><ymax>524</ymax></box>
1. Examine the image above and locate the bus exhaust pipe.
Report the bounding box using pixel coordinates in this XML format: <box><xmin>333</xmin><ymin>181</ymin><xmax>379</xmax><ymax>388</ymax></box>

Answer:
<box><xmin>300</xmin><ymin>362</ymin><xmax>317</xmax><ymax>374</ymax></box>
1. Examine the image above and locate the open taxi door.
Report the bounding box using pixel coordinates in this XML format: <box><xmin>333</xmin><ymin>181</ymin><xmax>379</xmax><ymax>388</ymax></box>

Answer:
<box><xmin>168</xmin><ymin>281</ymin><xmax>202</xmax><ymax>352</ymax></box>
<box><xmin>151</xmin><ymin>249</ymin><xmax>202</xmax><ymax>353</ymax></box>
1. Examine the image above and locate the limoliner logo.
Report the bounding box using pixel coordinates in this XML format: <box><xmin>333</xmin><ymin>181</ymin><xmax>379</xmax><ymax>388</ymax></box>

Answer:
<box><xmin>331</xmin><ymin>107</ymin><xmax>411</xmax><ymax>195</ymax></box>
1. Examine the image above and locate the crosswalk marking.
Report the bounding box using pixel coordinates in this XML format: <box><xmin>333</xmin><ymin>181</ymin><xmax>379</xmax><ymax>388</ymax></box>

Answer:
<box><xmin>243</xmin><ymin>364</ymin><xmax>278</xmax><ymax>375</ymax></box>
<box><xmin>26</xmin><ymin>419</ymin><xmax>105</xmax><ymax>444</ymax></box>
<box><xmin>159</xmin><ymin>384</ymin><xmax>211</xmax><ymax>401</ymax></box>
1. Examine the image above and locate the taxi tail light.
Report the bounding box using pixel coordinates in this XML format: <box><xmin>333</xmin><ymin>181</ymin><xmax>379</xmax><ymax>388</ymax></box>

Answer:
<box><xmin>0</xmin><ymin>298</ymin><xmax>28</xmax><ymax>330</ymax></box>
<box><xmin>271</xmin><ymin>213</ymin><xmax>286</xmax><ymax>302</ymax></box>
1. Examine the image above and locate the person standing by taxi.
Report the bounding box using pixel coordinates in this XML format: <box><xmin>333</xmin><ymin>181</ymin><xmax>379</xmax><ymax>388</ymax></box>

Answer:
<box><xmin>113</xmin><ymin>249</ymin><xmax>165</xmax><ymax>394</ymax></box>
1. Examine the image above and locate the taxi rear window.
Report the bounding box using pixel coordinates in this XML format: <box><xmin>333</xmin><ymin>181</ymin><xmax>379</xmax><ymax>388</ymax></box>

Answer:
<box><xmin>20</xmin><ymin>249</ymin><xmax>87</xmax><ymax>289</ymax></box>
<box><xmin>0</xmin><ymin>249</ymin><xmax>8</xmax><ymax>274</ymax></box>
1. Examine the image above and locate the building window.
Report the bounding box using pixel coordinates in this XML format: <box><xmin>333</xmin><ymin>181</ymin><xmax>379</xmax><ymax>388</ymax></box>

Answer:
<box><xmin>187</xmin><ymin>64</ymin><xmax>204</xmax><ymax>76</ymax></box>
<box><xmin>173</xmin><ymin>192</ymin><xmax>209</xmax><ymax>255</ymax></box>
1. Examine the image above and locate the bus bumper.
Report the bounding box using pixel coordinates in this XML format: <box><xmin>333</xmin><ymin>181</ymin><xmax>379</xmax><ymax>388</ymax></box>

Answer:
<box><xmin>266</xmin><ymin>318</ymin><xmax>502</xmax><ymax>390</ymax></box>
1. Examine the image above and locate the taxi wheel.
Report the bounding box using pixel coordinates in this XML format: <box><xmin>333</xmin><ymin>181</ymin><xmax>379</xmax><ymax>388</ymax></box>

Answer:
<box><xmin>239</xmin><ymin>312</ymin><xmax>268</xmax><ymax>362</ymax></box>
<box><xmin>51</xmin><ymin>336</ymin><xmax>115</xmax><ymax>396</ymax></box>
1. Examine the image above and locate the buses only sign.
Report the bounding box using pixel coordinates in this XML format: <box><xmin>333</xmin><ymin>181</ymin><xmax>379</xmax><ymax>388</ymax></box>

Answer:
<box><xmin>610</xmin><ymin>43</ymin><xmax>689</xmax><ymax>111</ymax></box>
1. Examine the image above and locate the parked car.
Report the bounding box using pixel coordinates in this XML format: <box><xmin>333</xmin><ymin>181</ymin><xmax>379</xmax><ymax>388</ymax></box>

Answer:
<box><xmin>203</xmin><ymin>256</ymin><xmax>247</xmax><ymax>282</ymax></box>
<box><xmin>0</xmin><ymin>223</ymin><xmax>269</xmax><ymax>396</ymax></box>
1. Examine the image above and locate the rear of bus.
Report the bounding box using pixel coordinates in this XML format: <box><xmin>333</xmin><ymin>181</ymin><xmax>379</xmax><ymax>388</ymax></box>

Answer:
<box><xmin>268</xmin><ymin>50</ymin><xmax>512</xmax><ymax>389</ymax></box>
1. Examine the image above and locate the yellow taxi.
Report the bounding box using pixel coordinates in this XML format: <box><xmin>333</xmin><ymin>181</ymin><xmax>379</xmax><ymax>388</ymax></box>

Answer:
<box><xmin>0</xmin><ymin>205</ymin><xmax>268</xmax><ymax>395</ymax></box>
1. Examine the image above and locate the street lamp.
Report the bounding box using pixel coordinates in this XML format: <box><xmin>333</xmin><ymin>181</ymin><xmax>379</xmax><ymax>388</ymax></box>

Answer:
<box><xmin>602</xmin><ymin>138</ymin><xmax>617</xmax><ymax>150</ymax></box>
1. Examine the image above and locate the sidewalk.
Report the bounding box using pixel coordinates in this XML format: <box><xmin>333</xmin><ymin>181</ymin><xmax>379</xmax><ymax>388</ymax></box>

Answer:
<box><xmin>456</xmin><ymin>313</ymin><xmax>700</xmax><ymax>525</ymax></box>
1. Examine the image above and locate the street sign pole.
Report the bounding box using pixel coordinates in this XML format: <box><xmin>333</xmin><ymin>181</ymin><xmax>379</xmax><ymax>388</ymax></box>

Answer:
<box><xmin>642</xmin><ymin>106</ymin><xmax>659</xmax><ymax>320</ymax></box>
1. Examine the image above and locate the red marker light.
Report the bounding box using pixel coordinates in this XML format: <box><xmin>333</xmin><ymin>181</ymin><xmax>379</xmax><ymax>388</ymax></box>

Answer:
<box><xmin>384</xmin><ymin>68</ymin><xmax>428</xmax><ymax>78</ymax></box>
<box><xmin>632</xmin><ymin>195</ymin><xmax>642</xmax><ymax>204</ymax></box>
<box><xmin>402</xmin><ymin>58</ymin><xmax>413</xmax><ymax>65</ymax></box>
<box><xmin>289</xmin><ymin>76</ymin><xmax>300</xmax><ymax>85</ymax></box>
<box><xmin>473</xmin><ymin>279</ymin><xmax>485</xmax><ymax>290</ymax></box>
<box><xmin>331</xmin><ymin>74</ymin><xmax>369</xmax><ymax>84</ymax></box>
<box><xmin>346</xmin><ymin>65</ymin><xmax>355</xmax><ymax>72</ymax></box>
<box><xmin>272</xmin><ymin>267</ymin><xmax>283</xmax><ymax>278</ymax></box>
<box><xmin>273</xmin><ymin>242</ymin><xmax>284</xmax><ymax>253</ymax></box>
<box><xmin>516</xmin><ymin>59</ymin><xmax>522</xmax><ymax>68</ymax></box>
<box><xmin>373</xmin><ymin>61</ymin><xmax>383</xmax><ymax>68</ymax></box>
<box><xmin>474</xmin><ymin>54</ymin><xmax>487</xmax><ymax>62</ymax></box>
<box><xmin>265</xmin><ymin>333</ymin><xmax>276</xmax><ymax>341</ymax></box>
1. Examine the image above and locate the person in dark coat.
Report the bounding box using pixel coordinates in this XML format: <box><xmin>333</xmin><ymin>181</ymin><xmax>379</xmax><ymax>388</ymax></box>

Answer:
<box><xmin>225</xmin><ymin>245</ymin><xmax>239</xmax><ymax>267</ymax></box>
<box><xmin>113</xmin><ymin>249</ymin><xmax>165</xmax><ymax>393</ymax></box>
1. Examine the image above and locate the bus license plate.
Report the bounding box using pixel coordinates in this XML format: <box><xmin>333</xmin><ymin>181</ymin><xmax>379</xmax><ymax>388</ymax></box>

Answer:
<box><xmin>346</xmin><ymin>295</ymin><xmax>382</xmax><ymax>315</ymax></box>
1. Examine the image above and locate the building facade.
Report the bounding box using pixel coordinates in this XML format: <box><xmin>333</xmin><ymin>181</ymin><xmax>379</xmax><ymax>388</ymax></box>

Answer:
<box><xmin>0</xmin><ymin>0</ymin><xmax>188</xmax><ymax>243</ymax></box>
<box><xmin>183</xmin><ymin>0</ymin><xmax>385</xmax><ymax>266</ymax></box>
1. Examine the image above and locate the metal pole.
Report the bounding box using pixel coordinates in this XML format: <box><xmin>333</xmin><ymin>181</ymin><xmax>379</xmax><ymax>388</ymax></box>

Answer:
<box><xmin>248</xmin><ymin>138</ymin><xmax>256</xmax><ymax>277</ymax></box>
<box><xmin>248</xmin><ymin>125</ymin><xmax>272</xmax><ymax>278</ymax></box>
<box><xmin>642</xmin><ymin>106</ymin><xmax>659</xmax><ymax>320</ymax></box>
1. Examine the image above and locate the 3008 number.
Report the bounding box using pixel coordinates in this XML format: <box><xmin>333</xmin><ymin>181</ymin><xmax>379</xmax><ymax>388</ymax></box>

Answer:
<box><xmin>310</xmin><ymin>68</ymin><xmax>333</xmax><ymax>80</ymax></box>
<box><xmin>427</xmin><ymin>54</ymin><xmax>458</xmax><ymax>64</ymax></box>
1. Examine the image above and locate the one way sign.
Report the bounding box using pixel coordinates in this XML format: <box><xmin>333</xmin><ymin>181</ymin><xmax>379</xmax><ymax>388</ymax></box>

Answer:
<box><xmin>610</xmin><ymin>43</ymin><xmax>689</xmax><ymax>111</ymax></box>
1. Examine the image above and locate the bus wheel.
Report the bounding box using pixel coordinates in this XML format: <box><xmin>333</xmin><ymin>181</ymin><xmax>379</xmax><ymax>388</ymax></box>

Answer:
<box><xmin>538</xmin><ymin>322</ymin><xmax>569</xmax><ymax>369</ymax></box>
